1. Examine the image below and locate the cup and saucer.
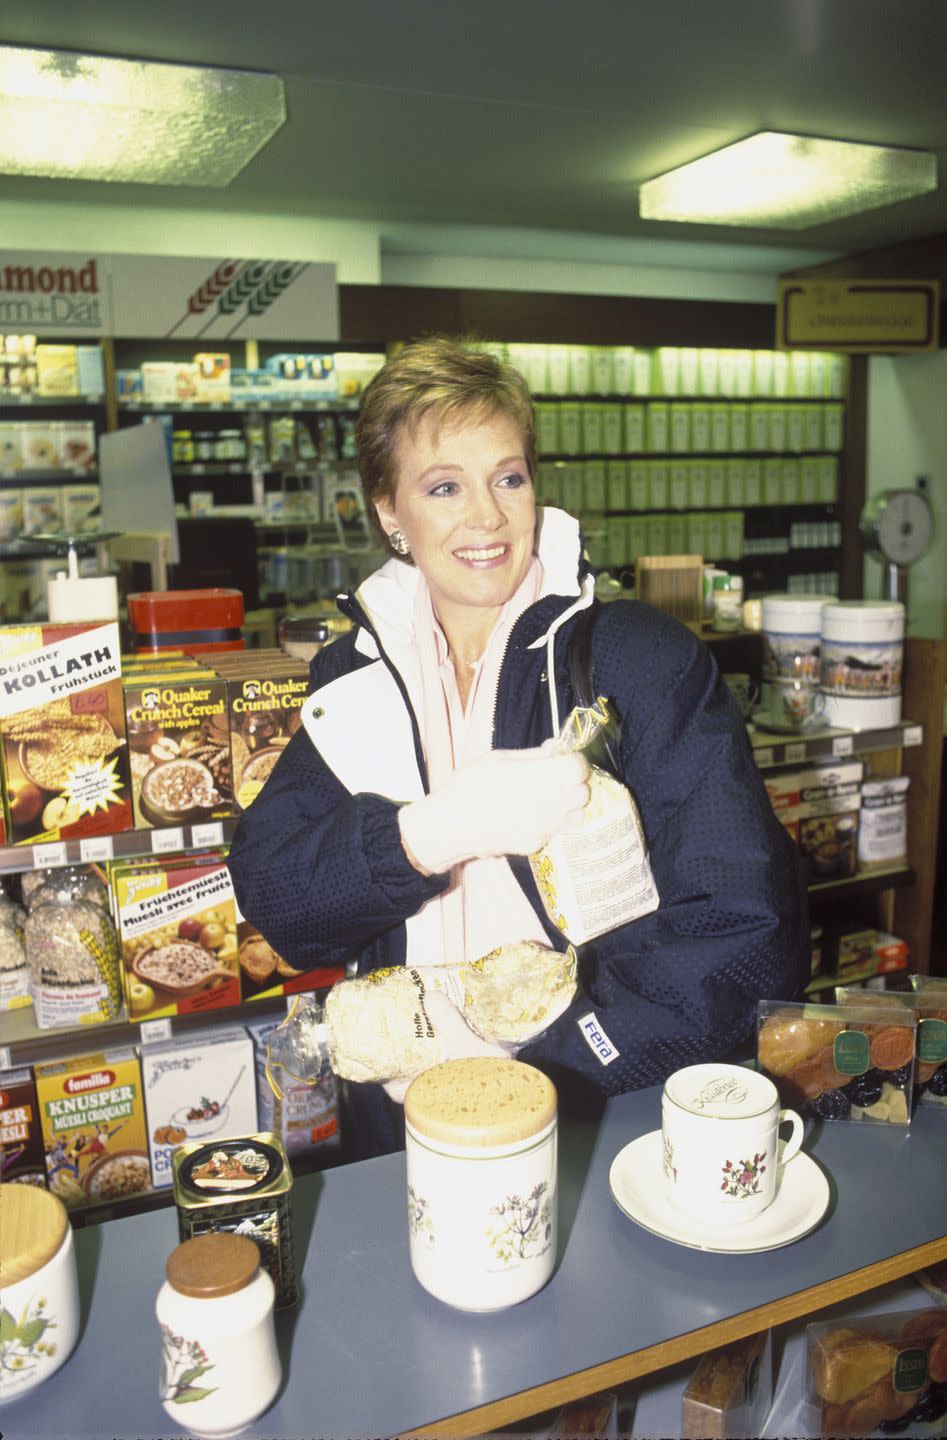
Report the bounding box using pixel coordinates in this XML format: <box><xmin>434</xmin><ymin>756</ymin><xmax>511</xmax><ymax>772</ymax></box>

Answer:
<box><xmin>608</xmin><ymin>1064</ymin><xmax>830</xmax><ymax>1254</ymax></box>
<box><xmin>752</xmin><ymin>678</ymin><xmax>827</xmax><ymax>736</ymax></box>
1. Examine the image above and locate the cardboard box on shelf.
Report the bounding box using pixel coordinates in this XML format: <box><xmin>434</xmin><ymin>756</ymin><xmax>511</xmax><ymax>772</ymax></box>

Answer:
<box><xmin>123</xmin><ymin>669</ymin><xmax>233</xmax><ymax>829</ymax></box>
<box><xmin>0</xmin><ymin>621</ymin><xmax>132</xmax><ymax>845</ymax></box>
<box><xmin>34</xmin><ymin>1047</ymin><xmax>150</xmax><ymax>1210</ymax></box>
<box><xmin>0</xmin><ymin>1066</ymin><xmax>47</xmax><ymax>1187</ymax></box>
<box><xmin>112</xmin><ymin>853</ymin><xmax>240</xmax><ymax>1022</ymax></box>
<box><xmin>141</xmin><ymin>1026</ymin><xmax>257</xmax><ymax>1189</ymax></box>
<box><xmin>35</xmin><ymin>344</ymin><xmax>79</xmax><ymax>398</ymax></box>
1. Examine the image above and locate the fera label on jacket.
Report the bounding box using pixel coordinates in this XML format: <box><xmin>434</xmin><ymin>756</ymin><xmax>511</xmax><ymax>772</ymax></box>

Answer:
<box><xmin>577</xmin><ymin>1012</ymin><xmax>619</xmax><ymax>1066</ymax></box>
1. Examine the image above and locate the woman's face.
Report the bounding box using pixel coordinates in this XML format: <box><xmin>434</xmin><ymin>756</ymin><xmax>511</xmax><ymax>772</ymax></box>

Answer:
<box><xmin>376</xmin><ymin>408</ymin><xmax>537</xmax><ymax>624</ymax></box>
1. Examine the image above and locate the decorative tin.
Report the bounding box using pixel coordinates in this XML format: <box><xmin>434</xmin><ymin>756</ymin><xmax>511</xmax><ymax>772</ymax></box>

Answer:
<box><xmin>171</xmin><ymin>1132</ymin><xmax>296</xmax><ymax>1307</ymax></box>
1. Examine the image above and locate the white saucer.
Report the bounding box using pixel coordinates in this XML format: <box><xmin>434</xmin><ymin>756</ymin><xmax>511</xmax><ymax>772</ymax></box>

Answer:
<box><xmin>751</xmin><ymin>709</ymin><xmax>827</xmax><ymax>737</ymax></box>
<box><xmin>608</xmin><ymin>1130</ymin><xmax>830</xmax><ymax>1254</ymax></box>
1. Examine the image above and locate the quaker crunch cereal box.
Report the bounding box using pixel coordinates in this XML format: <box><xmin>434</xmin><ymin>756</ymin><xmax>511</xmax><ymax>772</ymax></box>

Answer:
<box><xmin>218</xmin><ymin>662</ymin><xmax>308</xmax><ymax>812</ymax></box>
<box><xmin>113</xmin><ymin>856</ymin><xmax>240</xmax><ymax>1022</ymax></box>
<box><xmin>34</xmin><ymin>1047</ymin><xmax>150</xmax><ymax>1210</ymax></box>
<box><xmin>1</xmin><ymin>1066</ymin><xmax>48</xmax><ymax>1188</ymax></box>
<box><xmin>0</xmin><ymin>622</ymin><xmax>132</xmax><ymax>844</ymax></box>
<box><xmin>123</xmin><ymin>670</ymin><xmax>234</xmax><ymax>829</ymax></box>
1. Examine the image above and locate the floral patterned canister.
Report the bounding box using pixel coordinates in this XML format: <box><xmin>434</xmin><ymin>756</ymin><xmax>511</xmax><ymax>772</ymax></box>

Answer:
<box><xmin>404</xmin><ymin>1057</ymin><xmax>557</xmax><ymax>1312</ymax></box>
<box><xmin>0</xmin><ymin>1183</ymin><xmax>79</xmax><ymax>1404</ymax></box>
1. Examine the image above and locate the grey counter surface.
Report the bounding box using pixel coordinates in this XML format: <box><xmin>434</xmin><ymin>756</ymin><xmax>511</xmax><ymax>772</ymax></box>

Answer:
<box><xmin>2</xmin><ymin>1083</ymin><xmax>945</xmax><ymax>1440</ymax></box>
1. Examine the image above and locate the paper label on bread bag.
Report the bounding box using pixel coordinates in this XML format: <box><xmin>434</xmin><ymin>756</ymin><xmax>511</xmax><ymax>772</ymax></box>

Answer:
<box><xmin>530</xmin><ymin>768</ymin><xmax>659</xmax><ymax>945</ymax></box>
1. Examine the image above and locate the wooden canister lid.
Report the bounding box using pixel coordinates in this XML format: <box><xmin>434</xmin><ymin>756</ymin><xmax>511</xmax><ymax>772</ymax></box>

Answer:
<box><xmin>166</xmin><ymin>1232</ymin><xmax>260</xmax><ymax>1299</ymax></box>
<box><xmin>0</xmin><ymin>1183</ymin><xmax>69</xmax><ymax>1285</ymax></box>
<box><xmin>404</xmin><ymin>1057</ymin><xmax>557</xmax><ymax>1147</ymax></box>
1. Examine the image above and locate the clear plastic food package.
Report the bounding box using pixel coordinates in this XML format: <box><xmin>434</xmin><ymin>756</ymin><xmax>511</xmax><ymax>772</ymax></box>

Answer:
<box><xmin>806</xmin><ymin>1306</ymin><xmax>947</xmax><ymax>1437</ymax></box>
<box><xmin>266</xmin><ymin>941</ymin><xmax>577</xmax><ymax>1094</ymax></box>
<box><xmin>757</xmin><ymin>999</ymin><xmax>917</xmax><ymax>1126</ymax></box>
<box><xmin>836</xmin><ymin>980</ymin><xmax>947</xmax><ymax>1112</ymax></box>
<box><xmin>681</xmin><ymin>1330</ymin><xmax>772</xmax><ymax>1440</ymax></box>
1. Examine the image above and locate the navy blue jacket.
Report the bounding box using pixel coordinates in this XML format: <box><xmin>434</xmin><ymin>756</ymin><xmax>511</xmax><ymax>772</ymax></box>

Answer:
<box><xmin>228</xmin><ymin>580</ymin><xmax>808</xmax><ymax>1150</ymax></box>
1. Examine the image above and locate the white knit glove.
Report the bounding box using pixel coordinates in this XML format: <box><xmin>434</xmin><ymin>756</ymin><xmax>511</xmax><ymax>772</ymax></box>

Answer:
<box><xmin>382</xmin><ymin>990</ymin><xmax>511</xmax><ymax>1103</ymax></box>
<box><xmin>398</xmin><ymin>746</ymin><xmax>590</xmax><ymax>876</ymax></box>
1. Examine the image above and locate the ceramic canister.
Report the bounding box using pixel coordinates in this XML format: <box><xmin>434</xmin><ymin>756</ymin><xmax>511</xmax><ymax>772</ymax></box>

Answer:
<box><xmin>156</xmin><ymin>1231</ymin><xmax>280</xmax><ymax>1440</ymax></box>
<box><xmin>661</xmin><ymin>1063</ymin><xmax>804</xmax><ymax>1225</ymax></box>
<box><xmin>404</xmin><ymin>1057</ymin><xmax>557</xmax><ymax>1312</ymax></box>
<box><xmin>760</xmin><ymin>594</ymin><xmax>835</xmax><ymax>684</ymax></box>
<box><xmin>0</xmin><ymin>1183</ymin><xmax>80</xmax><ymax>1405</ymax></box>
<box><xmin>820</xmin><ymin>600</ymin><xmax>905</xmax><ymax>729</ymax></box>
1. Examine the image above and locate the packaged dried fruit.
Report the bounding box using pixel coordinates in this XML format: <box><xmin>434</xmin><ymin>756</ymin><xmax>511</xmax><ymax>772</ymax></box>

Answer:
<box><xmin>837</xmin><ymin>980</ymin><xmax>947</xmax><ymax>1112</ymax></box>
<box><xmin>806</xmin><ymin>1306</ymin><xmax>947</xmax><ymax>1437</ymax></box>
<box><xmin>681</xmin><ymin>1330</ymin><xmax>772</xmax><ymax>1440</ymax></box>
<box><xmin>757</xmin><ymin>999</ymin><xmax>917</xmax><ymax>1126</ymax></box>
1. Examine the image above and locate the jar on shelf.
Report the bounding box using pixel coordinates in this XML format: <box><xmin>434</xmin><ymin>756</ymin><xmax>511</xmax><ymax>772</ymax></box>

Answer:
<box><xmin>193</xmin><ymin>430</ymin><xmax>216</xmax><ymax>462</ymax></box>
<box><xmin>25</xmin><ymin>873</ymin><xmax>121</xmax><ymax>1029</ymax></box>
<box><xmin>711</xmin><ymin>573</ymin><xmax>743</xmax><ymax>633</ymax></box>
<box><xmin>156</xmin><ymin>1232</ymin><xmax>281</xmax><ymax>1439</ymax></box>
<box><xmin>172</xmin><ymin>429</ymin><xmax>195</xmax><ymax>464</ymax></box>
<box><xmin>0</xmin><ymin>1184</ymin><xmax>80</xmax><ymax>1404</ymax></box>
<box><xmin>216</xmin><ymin>428</ymin><xmax>246</xmax><ymax>463</ymax></box>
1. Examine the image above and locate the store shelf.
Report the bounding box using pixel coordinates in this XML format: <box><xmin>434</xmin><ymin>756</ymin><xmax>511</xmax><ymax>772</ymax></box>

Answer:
<box><xmin>118</xmin><ymin>397</ymin><xmax>358</xmax><ymax>414</ymax></box>
<box><xmin>0</xmin><ymin>467</ymin><xmax>99</xmax><ymax>484</ymax></box>
<box><xmin>0</xmin><ymin>392</ymin><xmax>104</xmax><ymax>406</ymax></box>
<box><xmin>0</xmin><ymin>817</ymin><xmax>239</xmax><ymax>877</ymax></box>
<box><xmin>808</xmin><ymin>865</ymin><xmax>915</xmax><ymax>901</ymax></box>
<box><xmin>171</xmin><ymin>459</ymin><xmax>351</xmax><ymax>477</ymax></box>
<box><xmin>749</xmin><ymin>719</ymin><xmax>923</xmax><ymax>769</ymax></box>
<box><xmin>804</xmin><ymin>963</ymin><xmax>908</xmax><ymax>994</ymax></box>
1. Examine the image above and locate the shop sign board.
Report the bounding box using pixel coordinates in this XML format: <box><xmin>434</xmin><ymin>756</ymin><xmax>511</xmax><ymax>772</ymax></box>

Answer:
<box><xmin>0</xmin><ymin>251</ymin><xmax>338</xmax><ymax>341</ymax></box>
<box><xmin>777</xmin><ymin>278</ymin><xmax>940</xmax><ymax>352</ymax></box>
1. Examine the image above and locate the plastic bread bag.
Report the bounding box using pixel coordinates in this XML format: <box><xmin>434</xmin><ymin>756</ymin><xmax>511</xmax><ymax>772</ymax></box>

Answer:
<box><xmin>529</xmin><ymin>696</ymin><xmax>659</xmax><ymax>946</ymax></box>
<box><xmin>265</xmin><ymin>940</ymin><xmax>577</xmax><ymax>1097</ymax></box>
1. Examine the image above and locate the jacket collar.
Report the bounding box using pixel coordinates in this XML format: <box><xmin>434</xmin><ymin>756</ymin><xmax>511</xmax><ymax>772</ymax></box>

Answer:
<box><xmin>348</xmin><ymin>506</ymin><xmax>593</xmax><ymax>661</ymax></box>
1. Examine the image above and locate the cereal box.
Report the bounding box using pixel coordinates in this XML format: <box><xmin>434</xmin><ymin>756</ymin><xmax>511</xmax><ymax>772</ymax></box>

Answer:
<box><xmin>0</xmin><ymin>622</ymin><xmax>133</xmax><ymax>844</ymax></box>
<box><xmin>34</xmin><ymin>1047</ymin><xmax>150</xmax><ymax>1210</ymax></box>
<box><xmin>113</xmin><ymin>855</ymin><xmax>240</xmax><ymax>1022</ymax></box>
<box><xmin>141</xmin><ymin>1026</ymin><xmax>257</xmax><ymax>1189</ymax></box>
<box><xmin>123</xmin><ymin>670</ymin><xmax>233</xmax><ymax>828</ymax></box>
<box><xmin>219</xmin><ymin>663</ymin><xmax>308</xmax><ymax>812</ymax></box>
<box><xmin>0</xmin><ymin>1066</ymin><xmax>47</xmax><ymax>1187</ymax></box>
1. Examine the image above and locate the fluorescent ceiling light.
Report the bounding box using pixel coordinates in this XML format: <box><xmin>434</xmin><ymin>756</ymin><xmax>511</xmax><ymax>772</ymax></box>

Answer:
<box><xmin>0</xmin><ymin>45</ymin><xmax>285</xmax><ymax>186</ymax></box>
<box><xmin>640</xmin><ymin>131</ymin><xmax>938</xmax><ymax>229</ymax></box>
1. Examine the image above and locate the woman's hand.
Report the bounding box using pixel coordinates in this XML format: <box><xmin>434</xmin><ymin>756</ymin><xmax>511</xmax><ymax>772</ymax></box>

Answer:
<box><xmin>398</xmin><ymin>746</ymin><xmax>590</xmax><ymax>875</ymax></box>
<box><xmin>382</xmin><ymin>990</ymin><xmax>511</xmax><ymax>1103</ymax></box>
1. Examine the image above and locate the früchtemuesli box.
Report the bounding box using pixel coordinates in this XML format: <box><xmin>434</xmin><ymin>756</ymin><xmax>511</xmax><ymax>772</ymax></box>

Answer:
<box><xmin>34</xmin><ymin>1047</ymin><xmax>150</xmax><ymax>1210</ymax></box>
<box><xmin>141</xmin><ymin>1026</ymin><xmax>257</xmax><ymax>1189</ymax></box>
<box><xmin>0</xmin><ymin>622</ymin><xmax>132</xmax><ymax>844</ymax></box>
<box><xmin>112</xmin><ymin>855</ymin><xmax>240</xmax><ymax>1022</ymax></box>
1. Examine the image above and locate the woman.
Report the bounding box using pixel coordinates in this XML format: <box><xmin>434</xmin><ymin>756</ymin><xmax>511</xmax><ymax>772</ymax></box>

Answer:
<box><xmin>228</xmin><ymin>337</ymin><xmax>808</xmax><ymax>1157</ymax></box>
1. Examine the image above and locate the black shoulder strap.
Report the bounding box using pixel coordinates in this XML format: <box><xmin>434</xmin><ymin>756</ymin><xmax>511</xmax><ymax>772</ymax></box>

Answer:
<box><xmin>567</xmin><ymin>599</ymin><xmax>621</xmax><ymax>774</ymax></box>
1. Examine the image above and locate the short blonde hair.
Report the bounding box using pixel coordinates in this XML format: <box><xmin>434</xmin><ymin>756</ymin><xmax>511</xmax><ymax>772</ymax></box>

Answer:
<box><xmin>356</xmin><ymin>336</ymin><xmax>537</xmax><ymax>552</ymax></box>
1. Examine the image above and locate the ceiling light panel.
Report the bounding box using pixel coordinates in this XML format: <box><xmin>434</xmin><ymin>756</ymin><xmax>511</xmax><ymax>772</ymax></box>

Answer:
<box><xmin>0</xmin><ymin>45</ymin><xmax>286</xmax><ymax>186</ymax></box>
<box><xmin>640</xmin><ymin>132</ymin><xmax>938</xmax><ymax>229</ymax></box>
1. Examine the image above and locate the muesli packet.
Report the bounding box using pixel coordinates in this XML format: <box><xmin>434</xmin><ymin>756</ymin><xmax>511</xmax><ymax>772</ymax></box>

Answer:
<box><xmin>757</xmin><ymin>998</ymin><xmax>917</xmax><ymax>1126</ymax></box>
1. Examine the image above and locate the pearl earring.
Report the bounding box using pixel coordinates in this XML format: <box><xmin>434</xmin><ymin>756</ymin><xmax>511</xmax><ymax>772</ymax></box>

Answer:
<box><xmin>389</xmin><ymin>529</ymin><xmax>411</xmax><ymax>556</ymax></box>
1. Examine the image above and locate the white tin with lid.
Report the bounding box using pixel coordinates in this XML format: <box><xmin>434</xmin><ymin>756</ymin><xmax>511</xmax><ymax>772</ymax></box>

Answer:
<box><xmin>761</xmin><ymin>594</ymin><xmax>834</xmax><ymax>682</ymax></box>
<box><xmin>820</xmin><ymin>601</ymin><xmax>905</xmax><ymax>728</ymax></box>
<box><xmin>0</xmin><ymin>1184</ymin><xmax>79</xmax><ymax>1405</ymax></box>
<box><xmin>404</xmin><ymin>1057</ymin><xmax>557</xmax><ymax>1312</ymax></box>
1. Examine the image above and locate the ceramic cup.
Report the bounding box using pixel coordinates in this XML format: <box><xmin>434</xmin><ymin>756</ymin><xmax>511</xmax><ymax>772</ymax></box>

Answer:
<box><xmin>661</xmin><ymin>1063</ymin><xmax>804</xmax><ymax>1224</ymax></box>
<box><xmin>0</xmin><ymin>1185</ymin><xmax>80</xmax><ymax>1405</ymax></box>
<box><xmin>761</xmin><ymin>678</ymin><xmax>826</xmax><ymax>731</ymax></box>
<box><xmin>723</xmin><ymin>673</ymin><xmax>760</xmax><ymax>719</ymax></box>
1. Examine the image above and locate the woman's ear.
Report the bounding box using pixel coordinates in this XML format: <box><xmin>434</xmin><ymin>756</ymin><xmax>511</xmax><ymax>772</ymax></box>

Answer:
<box><xmin>374</xmin><ymin>495</ymin><xmax>396</xmax><ymax>538</ymax></box>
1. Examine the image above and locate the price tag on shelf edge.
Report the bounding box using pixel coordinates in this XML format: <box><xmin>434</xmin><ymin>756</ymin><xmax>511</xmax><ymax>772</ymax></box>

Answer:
<box><xmin>33</xmin><ymin>842</ymin><xmax>67</xmax><ymax>868</ymax></box>
<box><xmin>904</xmin><ymin>725</ymin><xmax>923</xmax><ymax>747</ymax></box>
<box><xmin>0</xmin><ymin>1045</ymin><xmax>12</xmax><ymax>1072</ymax></box>
<box><xmin>79</xmin><ymin>836</ymin><xmax>114</xmax><ymax>863</ymax></box>
<box><xmin>152</xmin><ymin>827</ymin><xmax>185</xmax><ymax>854</ymax></box>
<box><xmin>832</xmin><ymin>735</ymin><xmax>855</xmax><ymax>756</ymax></box>
<box><xmin>754</xmin><ymin>747</ymin><xmax>774</xmax><ymax>769</ymax></box>
<box><xmin>140</xmin><ymin>1018</ymin><xmax>173</xmax><ymax>1045</ymax></box>
<box><xmin>784</xmin><ymin>742</ymin><xmax>806</xmax><ymax>765</ymax></box>
<box><xmin>191</xmin><ymin>821</ymin><xmax>224</xmax><ymax>849</ymax></box>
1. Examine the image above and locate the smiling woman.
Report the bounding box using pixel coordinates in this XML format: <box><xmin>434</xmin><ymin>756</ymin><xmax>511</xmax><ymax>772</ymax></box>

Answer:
<box><xmin>227</xmin><ymin>335</ymin><xmax>808</xmax><ymax>1161</ymax></box>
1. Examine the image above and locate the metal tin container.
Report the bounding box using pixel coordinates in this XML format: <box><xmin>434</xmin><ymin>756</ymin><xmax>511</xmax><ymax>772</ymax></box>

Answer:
<box><xmin>171</xmin><ymin>1132</ymin><xmax>296</xmax><ymax>1307</ymax></box>
<box><xmin>404</xmin><ymin>1057</ymin><xmax>557</xmax><ymax>1312</ymax></box>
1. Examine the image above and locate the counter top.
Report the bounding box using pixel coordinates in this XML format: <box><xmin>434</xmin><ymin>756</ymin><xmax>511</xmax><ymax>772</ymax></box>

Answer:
<box><xmin>3</xmin><ymin>1083</ymin><xmax>945</xmax><ymax>1439</ymax></box>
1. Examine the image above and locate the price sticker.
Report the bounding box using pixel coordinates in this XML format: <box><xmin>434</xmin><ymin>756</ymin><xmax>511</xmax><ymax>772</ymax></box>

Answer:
<box><xmin>80</xmin><ymin>836</ymin><xmax>114</xmax><ymax>863</ymax></box>
<box><xmin>290</xmin><ymin>400</ymin><xmax>303</xmax><ymax>410</ymax></box>
<box><xmin>903</xmin><ymin>725</ymin><xmax>923</xmax><ymax>747</ymax></box>
<box><xmin>179</xmin><ymin>401</ymin><xmax>193</xmax><ymax>410</ymax></box>
<box><xmin>33</xmin><ymin>842</ymin><xmax>67</xmax><ymax>868</ymax></box>
<box><xmin>832</xmin><ymin>735</ymin><xmax>854</xmax><ymax>756</ymax></box>
<box><xmin>754</xmin><ymin>747</ymin><xmax>774</xmax><ymax>768</ymax></box>
<box><xmin>192</xmin><ymin>463</ymin><xmax>206</xmax><ymax>475</ymax></box>
<box><xmin>152</xmin><ymin>827</ymin><xmax>185</xmax><ymax>854</ymax></box>
<box><xmin>0</xmin><ymin>1045</ymin><xmax>11</xmax><ymax>1072</ymax></box>
<box><xmin>140</xmin><ymin>1018</ymin><xmax>173</xmax><ymax>1045</ymax></box>
<box><xmin>785</xmin><ymin>742</ymin><xmax>806</xmax><ymax>765</ymax></box>
<box><xmin>192</xmin><ymin>822</ymin><xmax>224</xmax><ymax>849</ymax></box>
